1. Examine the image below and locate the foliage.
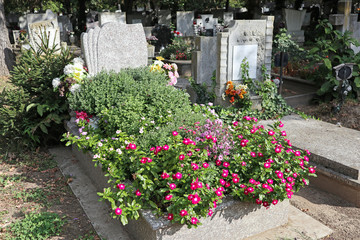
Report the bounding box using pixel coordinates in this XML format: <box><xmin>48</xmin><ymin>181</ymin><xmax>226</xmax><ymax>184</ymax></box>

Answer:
<box><xmin>4</xmin><ymin>0</ymin><xmax>64</xmax><ymax>14</ymax></box>
<box><xmin>160</xmin><ymin>32</ymin><xmax>193</xmax><ymax>60</ymax></box>
<box><xmin>0</xmin><ymin>33</ymin><xmax>73</xmax><ymax>147</ymax></box>
<box><xmin>306</xmin><ymin>19</ymin><xmax>360</xmax><ymax>101</ymax></box>
<box><xmin>188</xmin><ymin>71</ymin><xmax>216</xmax><ymax>104</ymax></box>
<box><xmin>8</xmin><ymin>212</ymin><xmax>66</xmax><ymax>240</ymax></box>
<box><xmin>68</xmin><ymin>67</ymin><xmax>205</xmax><ymax>148</ymax></box>
<box><xmin>273</xmin><ymin>28</ymin><xmax>304</xmax><ymax>55</ymax></box>
<box><xmin>64</xmin><ymin>112</ymin><xmax>315</xmax><ymax>228</ymax></box>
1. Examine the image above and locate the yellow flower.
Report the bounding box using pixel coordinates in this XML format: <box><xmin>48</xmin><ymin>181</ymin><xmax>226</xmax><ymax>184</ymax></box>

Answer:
<box><xmin>156</xmin><ymin>56</ymin><xmax>165</xmax><ymax>61</ymax></box>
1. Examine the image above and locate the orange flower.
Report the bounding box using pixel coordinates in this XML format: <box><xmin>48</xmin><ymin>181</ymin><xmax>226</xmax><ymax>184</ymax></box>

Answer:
<box><xmin>230</xmin><ymin>96</ymin><xmax>235</xmax><ymax>103</ymax></box>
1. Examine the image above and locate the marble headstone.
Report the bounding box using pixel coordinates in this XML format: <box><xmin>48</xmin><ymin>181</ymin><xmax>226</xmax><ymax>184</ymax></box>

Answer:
<box><xmin>28</xmin><ymin>18</ymin><xmax>60</xmax><ymax>51</ymax></box>
<box><xmin>176</xmin><ymin>11</ymin><xmax>194</xmax><ymax>36</ymax></box>
<box><xmin>98</xmin><ymin>12</ymin><xmax>126</xmax><ymax>26</ymax></box>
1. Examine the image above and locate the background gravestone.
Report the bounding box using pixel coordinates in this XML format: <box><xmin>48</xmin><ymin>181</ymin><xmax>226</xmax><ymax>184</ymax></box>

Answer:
<box><xmin>26</xmin><ymin>9</ymin><xmax>57</xmax><ymax>30</ymax></box>
<box><xmin>192</xmin><ymin>36</ymin><xmax>218</xmax><ymax>86</ymax></box>
<box><xmin>176</xmin><ymin>11</ymin><xmax>194</xmax><ymax>36</ymax></box>
<box><xmin>215</xmin><ymin>16</ymin><xmax>274</xmax><ymax>106</ymax></box>
<box><xmin>58</xmin><ymin>15</ymin><xmax>73</xmax><ymax>43</ymax></box>
<box><xmin>157</xmin><ymin>10</ymin><xmax>171</xmax><ymax>26</ymax></box>
<box><xmin>28</xmin><ymin>18</ymin><xmax>60</xmax><ymax>51</ymax></box>
<box><xmin>98</xmin><ymin>12</ymin><xmax>126</xmax><ymax>26</ymax></box>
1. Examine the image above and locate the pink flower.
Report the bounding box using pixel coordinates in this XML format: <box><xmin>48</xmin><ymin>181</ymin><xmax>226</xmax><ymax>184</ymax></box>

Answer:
<box><xmin>179</xmin><ymin>154</ymin><xmax>185</xmax><ymax>161</ymax></box>
<box><xmin>167</xmin><ymin>213</ymin><xmax>174</xmax><ymax>220</ymax></box>
<box><xmin>309</xmin><ymin>167</ymin><xmax>316</xmax><ymax>173</ymax></box>
<box><xmin>225</xmin><ymin>182</ymin><xmax>231</xmax><ymax>188</ymax></box>
<box><xmin>279</xmin><ymin>122</ymin><xmax>284</xmax><ymax>127</ymax></box>
<box><xmin>163</xmin><ymin>145</ymin><xmax>169</xmax><ymax>151</ymax></box>
<box><xmin>264</xmin><ymin>162</ymin><xmax>271</xmax><ymax>168</ymax></box>
<box><xmin>232</xmin><ymin>177</ymin><xmax>239</xmax><ymax>183</ymax></box>
<box><xmin>215</xmin><ymin>190</ymin><xmax>222</xmax><ymax>197</ymax></box>
<box><xmin>191</xmin><ymin>194</ymin><xmax>201</xmax><ymax>204</ymax></box>
<box><xmin>255</xmin><ymin>199</ymin><xmax>262</xmax><ymax>205</ymax></box>
<box><xmin>240</xmin><ymin>184</ymin><xmax>246</xmax><ymax>188</ymax></box>
<box><xmin>262</xmin><ymin>183</ymin><xmax>269</xmax><ymax>189</ymax></box>
<box><xmin>172</xmin><ymin>131</ymin><xmax>178</xmax><ymax>136</ymax></box>
<box><xmin>115</xmin><ymin>208</ymin><xmax>122</xmax><ymax>215</ymax></box>
<box><xmin>165</xmin><ymin>195</ymin><xmax>173</xmax><ymax>200</ymax></box>
<box><xmin>222</xmin><ymin>170</ymin><xmax>228</xmax><ymax>178</ymax></box>
<box><xmin>212</xmin><ymin>137</ymin><xmax>217</xmax><ymax>143</ymax></box>
<box><xmin>223</xmin><ymin>162</ymin><xmax>230</xmax><ymax>168</ymax></box>
<box><xmin>272</xmin><ymin>199</ymin><xmax>278</xmax><ymax>205</ymax></box>
<box><xmin>135</xmin><ymin>190</ymin><xmax>141</xmax><ymax>196</ymax></box>
<box><xmin>203</xmin><ymin>162</ymin><xmax>209</xmax><ymax>168</ymax></box>
<box><xmin>191</xmin><ymin>217</ymin><xmax>198</xmax><ymax>225</ymax></box>
<box><xmin>208</xmin><ymin>209</ymin><xmax>213</xmax><ymax>216</ymax></box>
<box><xmin>140</xmin><ymin>157</ymin><xmax>147</xmax><ymax>164</ymax></box>
<box><xmin>241</xmin><ymin>161</ymin><xmax>247</xmax><ymax>166</ymax></box>
<box><xmin>191</xmin><ymin>163</ymin><xmax>199</xmax><ymax>170</ymax></box>
<box><xmin>206</xmin><ymin>135</ymin><xmax>212</xmax><ymax>139</ymax></box>
<box><xmin>275</xmin><ymin>147</ymin><xmax>282</xmax><ymax>153</ymax></box>
<box><xmin>281</xmin><ymin>131</ymin><xmax>287</xmax><ymax>136</ymax></box>
<box><xmin>293</xmin><ymin>172</ymin><xmax>298</xmax><ymax>178</ymax></box>
<box><xmin>175</xmin><ymin>172</ymin><xmax>182</xmax><ymax>179</ymax></box>
<box><xmin>277</xmin><ymin>172</ymin><xmax>283</xmax><ymax>178</ymax></box>
<box><xmin>187</xmin><ymin>151</ymin><xmax>193</xmax><ymax>157</ymax></box>
<box><xmin>258</xmin><ymin>152</ymin><xmax>263</xmax><ymax>157</ymax></box>
<box><xmin>180</xmin><ymin>210</ymin><xmax>188</xmax><ymax>217</ymax></box>
<box><xmin>219</xmin><ymin>179</ymin><xmax>226</xmax><ymax>185</ymax></box>
<box><xmin>263</xmin><ymin>201</ymin><xmax>269</xmax><ymax>208</ymax></box>
<box><xmin>267</xmin><ymin>179</ymin><xmax>273</xmax><ymax>184</ymax></box>
<box><xmin>216</xmin><ymin>160</ymin><xmax>222</xmax><ymax>166</ymax></box>
<box><xmin>268</xmin><ymin>130</ymin><xmax>275</xmax><ymax>136</ymax></box>
<box><xmin>169</xmin><ymin>183</ymin><xmax>176</xmax><ymax>190</ymax></box>
<box><xmin>147</xmin><ymin>158</ymin><xmax>152</xmax><ymax>163</ymax></box>
<box><xmin>247</xmin><ymin>187</ymin><xmax>254</xmax><ymax>193</ymax></box>
<box><xmin>233</xmin><ymin>121</ymin><xmax>238</xmax><ymax>126</ymax></box>
<box><xmin>161</xmin><ymin>172</ymin><xmax>170</xmax><ymax>179</ymax></box>
<box><xmin>294</xmin><ymin>150</ymin><xmax>301</xmax><ymax>156</ymax></box>
<box><xmin>250</xmin><ymin>152</ymin><xmax>256</xmax><ymax>157</ymax></box>
<box><xmin>117</xmin><ymin>184</ymin><xmax>125</xmax><ymax>190</ymax></box>
<box><xmin>287</xmin><ymin>177</ymin><xmax>294</xmax><ymax>182</ymax></box>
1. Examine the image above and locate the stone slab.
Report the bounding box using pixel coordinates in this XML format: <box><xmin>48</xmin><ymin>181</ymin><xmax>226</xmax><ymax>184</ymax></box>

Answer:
<box><xmin>92</xmin><ymin>27</ymin><xmax>101</xmax><ymax>74</ymax></box>
<box><xmin>262</xmin><ymin>115</ymin><xmax>360</xmax><ymax>180</ymax></box>
<box><xmin>28</xmin><ymin>18</ymin><xmax>61</xmax><ymax>51</ymax></box>
<box><xmin>99</xmin><ymin>12</ymin><xmax>126</xmax><ymax>26</ymax></box>
<box><xmin>176</xmin><ymin>11</ymin><xmax>194</xmax><ymax>36</ymax></box>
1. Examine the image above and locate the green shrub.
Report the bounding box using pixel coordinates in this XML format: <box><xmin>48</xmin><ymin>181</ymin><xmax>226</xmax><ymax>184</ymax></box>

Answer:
<box><xmin>160</xmin><ymin>37</ymin><xmax>193</xmax><ymax>60</ymax></box>
<box><xmin>0</xmin><ymin>33</ymin><xmax>73</xmax><ymax>147</ymax></box>
<box><xmin>68</xmin><ymin>68</ymin><xmax>206</xmax><ymax>148</ymax></box>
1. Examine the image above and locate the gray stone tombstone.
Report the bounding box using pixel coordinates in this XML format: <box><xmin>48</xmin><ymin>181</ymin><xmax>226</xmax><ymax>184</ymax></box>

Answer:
<box><xmin>158</xmin><ymin>10</ymin><xmax>171</xmax><ymax>26</ymax></box>
<box><xmin>28</xmin><ymin>18</ymin><xmax>61</xmax><ymax>51</ymax></box>
<box><xmin>284</xmin><ymin>9</ymin><xmax>306</xmax><ymax>44</ymax></box>
<box><xmin>223</xmin><ymin>12</ymin><xmax>234</xmax><ymax>26</ymax></box>
<box><xmin>98</xmin><ymin>12</ymin><xmax>126</xmax><ymax>26</ymax></box>
<box><xmin>58</xmin><ymin>15</ymin><xmax>73</xmax><ymax>42</ymax></box>
<box><xmin>143</xmin><ymin>26</ymin><xmax>154</xmax><ymax>38</ymax></box>
<box><xmin>200</xmin><ymin>14</ymin><xmax>215</xmax><ymax>30</ymax></box>
<box><xmin>215</xmin><ymin>16</ymin><xmax>274</xmax><ymax>105</ymax></box>
<box><xmin>26</xmin><ymin>9</ymin><xmax>57</xmax><ymax>28</ymax></box>
<box><xmin>192</xmin><ymin>36</ymin><xmax>218</xmax><ymax>86</ymax></box>
<box><xmin>176</xmin><ymin>11</ymin><xmax>194</xmax><ymax>36</ymax></box>
<box><xmin>81</xmin><ymin>22</ymin><xmax>148</xmax><ymax>76</ymax></box>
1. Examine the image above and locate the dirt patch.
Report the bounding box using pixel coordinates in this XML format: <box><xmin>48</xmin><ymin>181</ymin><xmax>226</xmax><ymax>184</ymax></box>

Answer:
<box><xmin>291</xmin><ymin>186</ymin><xmax>360</xmax><ymax>240</ymax></box>
<box><xmin>0</xmin><ymin>150</ymin><xmax>100</xmax><ymax>239</ymax></box>
<box><xmin>296</xmin><ymin>99</ymin><xmax>360</xmax><ymax>131</ymax></box>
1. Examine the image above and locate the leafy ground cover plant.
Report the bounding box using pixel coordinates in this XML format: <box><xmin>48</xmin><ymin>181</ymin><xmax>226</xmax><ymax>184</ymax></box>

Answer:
<box><xmin>160</xmin><ymin>31</ymin><xmax>194</xmax><ymax>60</ymax></box>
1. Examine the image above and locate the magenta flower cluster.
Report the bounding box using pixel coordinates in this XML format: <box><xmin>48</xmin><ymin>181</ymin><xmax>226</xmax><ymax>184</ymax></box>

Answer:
<box><xmin>65</xmin><ymin>114</ymin><xmax>316</xmax><ymax>228</ymax></box>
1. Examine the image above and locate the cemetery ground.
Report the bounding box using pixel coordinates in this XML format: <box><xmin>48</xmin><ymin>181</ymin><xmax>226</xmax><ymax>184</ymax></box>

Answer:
<box><xmin>1</xmin><ymin>75</ymin><xmax>360</xmax><ymax>239</ymax></box>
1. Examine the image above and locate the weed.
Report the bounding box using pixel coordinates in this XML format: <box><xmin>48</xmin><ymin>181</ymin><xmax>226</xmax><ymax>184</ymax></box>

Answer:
<box><xmin>7</xmin><ymin>211</ymin><xmax>66</xmax><ymax>240</ymax></box>
<box><xmin>13</xmin><ymin>188</ymin><xmax>51</xmax><ymax>207</ymax></box>
<box><xmin>0</xmin><ymin>175</ymin><xmax>25</xmax><ymax>187</ymax></box>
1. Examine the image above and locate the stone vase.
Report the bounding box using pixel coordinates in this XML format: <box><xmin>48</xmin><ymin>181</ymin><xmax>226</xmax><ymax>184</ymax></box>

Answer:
<box><xmin>164</xmin><ymin>59</ymin><xmax>192</xmax><ymax>77</ymax></box>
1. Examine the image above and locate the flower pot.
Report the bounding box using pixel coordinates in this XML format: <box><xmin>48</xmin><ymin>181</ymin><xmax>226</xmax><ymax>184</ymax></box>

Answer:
<box><xmin>65</xmin><ymin>119</ymin><xmax>290</xmax><ymax>240</ymax></box>
<box><xmin>148</xmin><ymin>44</ymin><xmax>155</xmax><ymax>58</ymax></box>
<box><xmin>164</xmin><ymin>59</ymin><xmax>192</xmax><ymax>77</ymax></box>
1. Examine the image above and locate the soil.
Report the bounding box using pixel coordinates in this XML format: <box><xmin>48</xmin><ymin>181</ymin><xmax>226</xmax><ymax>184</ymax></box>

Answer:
<box><xmin>0</xmin><ymin>150</ymin><xmax>100</xmax><ymax>240</ymax></box>
<box><xmin>296</xmin><ymin>100</ymin><xmax>360</xmax><ymax>131</ymax></box>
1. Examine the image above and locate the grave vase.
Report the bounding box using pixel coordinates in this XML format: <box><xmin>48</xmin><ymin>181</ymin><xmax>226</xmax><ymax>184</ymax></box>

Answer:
<box><xmin>147</xmin><ymin>44</ymin><xmax>155</xmax><ymax>58</ymax></box>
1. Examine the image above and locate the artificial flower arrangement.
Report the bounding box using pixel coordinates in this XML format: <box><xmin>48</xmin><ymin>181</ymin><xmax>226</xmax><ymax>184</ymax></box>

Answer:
<box><xmin>52</xmin><ymin>57</ymin><xmax>88</xmax><ymax>96</ymax></box>
<box><xmin>150</xmin><ymin>56</ymin><xmax>179</xmax><ymax>86</ymax></box>
<box><xmin>64</xmin><ymin>102</ymin><xmax>316</xmax><ymax>228</ymax></box>
<box><xmin>223</xmin><ymin>81</ymin><xmax>249</xmax><ymax>105</ymax></box>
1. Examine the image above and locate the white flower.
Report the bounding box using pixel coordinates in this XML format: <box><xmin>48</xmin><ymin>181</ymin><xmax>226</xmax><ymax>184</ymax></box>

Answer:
<box><xmin>69</xmin><ymin>84</ymin><xmax>81</xmax><ymax>94</ymax></box>
<box><xmin>153</xmin><ymin>60</ymin><xmax>164</xmax><ymax>67</ymax></box>
<box><xmin>64</xmin><ymin>64</ymin><xmax>75</xmax><ymax>75</ymax></box>
<box><xmin>52</xmin><ymin>78</ymin><xmax>60</xmax><ymax>88</ymax></box>
<box><xmin>139</xmin><ymin>127</ymin><xmax>144</xmax><ymax>134</ymax></box>
<box><xmin>73</xmin><ymin>62</ymin><xmax>84</xmax><ymax>71</ymax></box>
<box><xmin>73</xmin><ymin>57</ymin><xmax>85</xmax><ymax>66</ymax></box>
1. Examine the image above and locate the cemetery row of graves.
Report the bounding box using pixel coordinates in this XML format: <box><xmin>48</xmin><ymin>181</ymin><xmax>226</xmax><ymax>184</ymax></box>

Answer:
<box><xmin>1</xmin><ymin>2</ymin><xmax>360</xmax><ymax>239</ymax></box>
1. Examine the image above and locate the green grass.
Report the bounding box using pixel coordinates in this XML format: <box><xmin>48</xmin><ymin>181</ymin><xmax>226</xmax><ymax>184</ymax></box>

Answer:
<box><xmin>0</xmin><ymin>175</ymin><xmax>26</xmax><ymax>187</ymax></box>
<box><xmin>13</xmin><ymin>187</ymin><xmax>52</xmax><ymax>207</ymax></box>
<box><xmin>7</xmin><ymin>212</ymin><xmax>66</xmax><ymax>240</ymax></box>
